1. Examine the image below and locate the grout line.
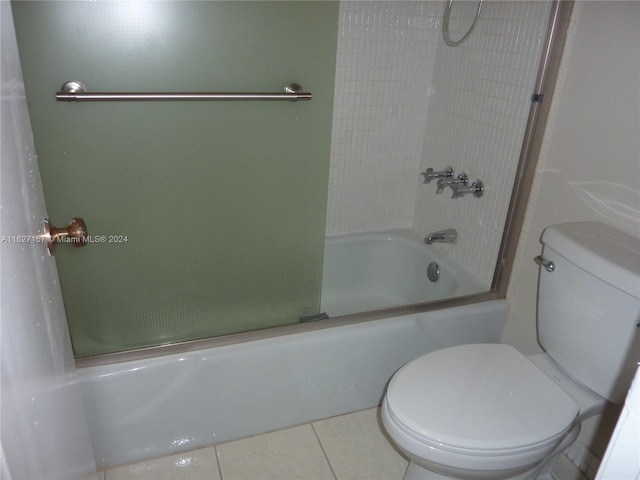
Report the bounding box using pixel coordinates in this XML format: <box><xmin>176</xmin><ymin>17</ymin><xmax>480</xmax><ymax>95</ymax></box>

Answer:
<box><xmin>401</xmin><ymin>461</ymin><xmax>410</xmax><ymax>480</ymax></box>
<box><xmin>310</xmin><ymin>422</ymin><xmax>338</xmax><ymax>480</ymax></box>
<box><xmin>214</xmin><ymin>445</ymin><xmax>224</xmax><ymax>480</ymax></box>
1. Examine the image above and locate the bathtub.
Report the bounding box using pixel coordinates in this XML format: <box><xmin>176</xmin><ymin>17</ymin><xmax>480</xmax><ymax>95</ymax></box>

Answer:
<box><xmin>78</xmin><ymin>230</ymin><xmax>504</xmax><ymax>469</ymax></box>
<box><xmin>321</xmin><ymin>229</ymin><xmax>487</xmax><ymax>316</ymax></box>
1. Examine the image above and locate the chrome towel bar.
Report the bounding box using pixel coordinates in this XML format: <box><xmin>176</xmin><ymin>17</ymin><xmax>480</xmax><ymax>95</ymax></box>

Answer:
<box><xmin>56</xmin><ymin>81</ymin><xmax>312</xmax><ymax>102</ymax></box>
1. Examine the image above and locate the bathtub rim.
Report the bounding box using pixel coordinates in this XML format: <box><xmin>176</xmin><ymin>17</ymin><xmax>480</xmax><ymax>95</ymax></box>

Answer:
<box><xmin>75</xmin><ymin>291</ymin><xmax>500</xmax><ymax>368</ymax></box>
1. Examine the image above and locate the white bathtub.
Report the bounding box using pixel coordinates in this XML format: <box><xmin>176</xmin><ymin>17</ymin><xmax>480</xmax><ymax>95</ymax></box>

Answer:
<box><xmin>321</xmin><ymin>229</ymin><xmax>487</xmax><ymax>316</ymax></box>
<box><xmin>78</xmin><ymin>230</ymin><xmax>503</xmax><ymax>469</ymax></box>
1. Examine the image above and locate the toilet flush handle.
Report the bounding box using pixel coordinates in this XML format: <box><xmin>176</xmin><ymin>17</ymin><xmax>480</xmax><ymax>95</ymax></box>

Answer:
<box><xmin>534</xmin><ymin>255</ymin><xmax>555</xmax><ymax>272</ymax></box>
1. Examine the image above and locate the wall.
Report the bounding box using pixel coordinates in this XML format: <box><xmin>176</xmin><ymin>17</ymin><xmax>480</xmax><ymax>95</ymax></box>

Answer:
<box><xmin>0</xmin><ymin>2</ymin><xmax>97</xmax><ymax>476</ymax></box>
<box><xmin>503</xmin><ymin>2</ymin><xmax>640</xmax><ymax>476</ymax></box>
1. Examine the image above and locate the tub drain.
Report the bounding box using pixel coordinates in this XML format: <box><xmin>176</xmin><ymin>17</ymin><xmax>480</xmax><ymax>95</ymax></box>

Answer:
<box><xmin>427</xmin><ymin>262</ymin><xmax>440</xmax><ymax>282</ymax></box>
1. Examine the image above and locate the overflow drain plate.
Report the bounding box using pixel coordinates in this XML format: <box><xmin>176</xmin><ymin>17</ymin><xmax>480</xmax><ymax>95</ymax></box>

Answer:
<box><xmin>427</xmin><ymin>262</ymin><xmax>440</xmax><ymax>282</ymax></box>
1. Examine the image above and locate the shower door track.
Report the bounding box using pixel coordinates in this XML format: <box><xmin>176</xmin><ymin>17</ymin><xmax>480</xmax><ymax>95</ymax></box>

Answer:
<box><xmin>76</xmin><ymin>292</ymin><xmax>499</xmax><ymax>367</ymax></box>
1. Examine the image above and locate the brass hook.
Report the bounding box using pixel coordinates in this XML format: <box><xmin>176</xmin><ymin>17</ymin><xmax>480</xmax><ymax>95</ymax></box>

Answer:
<box><xmin>43</xmin><ymin>217</ymin><xmax>87</xmax><ymax>256</ymax></box>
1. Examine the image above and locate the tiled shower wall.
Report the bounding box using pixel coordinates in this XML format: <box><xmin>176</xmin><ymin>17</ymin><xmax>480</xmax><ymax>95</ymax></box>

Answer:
<box><xmin>327</xmin><ymin>1</ymin><xmax>552</xmax><ymax>285</ymax></box>
<box><xmin>325</xmin><ymin>1</ymin><xmax>441</xmax><ymax>234</ymax></box>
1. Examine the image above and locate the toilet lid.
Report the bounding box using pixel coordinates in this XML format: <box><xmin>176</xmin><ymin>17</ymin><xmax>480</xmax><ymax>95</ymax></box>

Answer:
<box><xmin>386</xmin><ymin>344</ymin><xmax>579</xmax><ymax>452</ymax></box>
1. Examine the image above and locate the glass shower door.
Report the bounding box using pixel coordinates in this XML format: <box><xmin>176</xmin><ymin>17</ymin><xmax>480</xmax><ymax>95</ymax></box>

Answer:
<box><xmin>12</xmin><ymin>1</ymin><xmax>339</xmax><ymax>357</ymax></box>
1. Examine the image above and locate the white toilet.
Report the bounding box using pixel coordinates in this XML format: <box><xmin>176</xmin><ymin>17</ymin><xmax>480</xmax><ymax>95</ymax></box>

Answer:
<box><xmin>382</xmin><ymin>222</ymin><xmax>640</xmax><ymax>480</ymax></box>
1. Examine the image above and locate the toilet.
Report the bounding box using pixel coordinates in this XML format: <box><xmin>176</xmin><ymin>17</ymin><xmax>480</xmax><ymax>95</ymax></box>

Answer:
<box><xmin>382</xmin><ymin>222</ymin><xmax>640</xmax><ymax>480</ymax></box>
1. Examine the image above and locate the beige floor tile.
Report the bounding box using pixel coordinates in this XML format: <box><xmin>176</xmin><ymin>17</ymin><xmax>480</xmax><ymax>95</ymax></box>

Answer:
<box><xmin>313</xmin><ymin>408</ymin><xmax>408</xmax><ymax>480</ymax></box>
<box><xmin>104</xmin><ymin>446</ymin><xmax>220</xmax><ymax>480</ymax></box>
<box><xmin>216</xmin><ymin>424</ymin><xmax>335</xmax><ymax>480</ymax></box>
<box><xmin>100</xmin><ymin>410</ymin><xmax>591</xmax><ymax>480</ymax></box>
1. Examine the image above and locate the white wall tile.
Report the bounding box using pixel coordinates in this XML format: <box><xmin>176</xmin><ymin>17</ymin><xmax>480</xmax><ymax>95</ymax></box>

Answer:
<box><xmin>326</xmin><ymin>1</ymin><xmax>441</xmax><ymax>235</ymax></box>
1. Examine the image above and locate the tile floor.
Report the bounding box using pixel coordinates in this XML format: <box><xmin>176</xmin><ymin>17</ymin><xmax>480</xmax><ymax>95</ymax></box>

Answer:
<box><xmin>100</xmin><ymin>407</ymin><xmax>588</xmax><ymax>480</ymax></box>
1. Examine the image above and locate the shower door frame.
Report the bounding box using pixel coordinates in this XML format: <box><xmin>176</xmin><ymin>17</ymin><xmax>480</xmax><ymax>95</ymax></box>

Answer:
<box><xmin>76</xmin><ymin>0</ymin><xmax>574</xmax><ymax>368</ymax></box>
<box><xmin>492</xmin><ymin>0</ymin><xmax>574</xmax><ymax>297</ymax></box>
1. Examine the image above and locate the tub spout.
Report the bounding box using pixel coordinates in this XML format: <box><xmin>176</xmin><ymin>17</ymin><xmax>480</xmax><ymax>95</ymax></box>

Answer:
<box><xmin>425</xmin><ymin>228</ymin><xmax>457</xmax><ymax>245</ymax></box>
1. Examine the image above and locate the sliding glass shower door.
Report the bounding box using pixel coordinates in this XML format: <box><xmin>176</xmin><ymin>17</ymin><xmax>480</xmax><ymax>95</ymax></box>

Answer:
<box><xmin>12</xmin><ymin>1</ymin><xmax>339</xmax><ymax>357</ymax></box>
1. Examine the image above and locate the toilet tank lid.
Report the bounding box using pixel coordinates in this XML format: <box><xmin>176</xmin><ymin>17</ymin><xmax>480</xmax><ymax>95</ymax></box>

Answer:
<box><xmin>541</xmin><ymin>222</ymin><xmax>640</xmax><ymax>298</ymax></box>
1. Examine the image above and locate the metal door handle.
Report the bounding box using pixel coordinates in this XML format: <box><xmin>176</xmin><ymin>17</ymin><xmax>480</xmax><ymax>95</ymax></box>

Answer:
<box><xmin>43</xmin><ymin>217</ymin><xmax>87</xmax><ymax>255</ymax></box>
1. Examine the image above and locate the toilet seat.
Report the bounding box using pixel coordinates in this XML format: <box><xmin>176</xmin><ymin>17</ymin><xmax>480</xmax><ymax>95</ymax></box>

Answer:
<box><xmin>383</xmin><ymin>344</ymin><xmax>580</xmax><ymax>472</ymax></box>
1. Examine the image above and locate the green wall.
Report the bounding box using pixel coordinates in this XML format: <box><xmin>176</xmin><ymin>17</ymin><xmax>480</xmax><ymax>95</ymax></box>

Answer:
<box><xmin>12</xmin><ymin>1</ymin><xmax>339</xmax><ymax>356</ymax></box>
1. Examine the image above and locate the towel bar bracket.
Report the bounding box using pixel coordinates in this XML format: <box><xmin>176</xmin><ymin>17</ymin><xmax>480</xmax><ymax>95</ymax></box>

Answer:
<box><xmin>61</xmin><ymin>81</ymin><xmax>87</xmax><ymax>94</ymax></box>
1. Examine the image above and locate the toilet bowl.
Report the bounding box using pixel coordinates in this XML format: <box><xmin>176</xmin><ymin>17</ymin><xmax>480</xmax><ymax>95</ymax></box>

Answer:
<box><xmin>382</xmin><ymin>222</ymin><xmax>640</xmax><ymax>480</ymax></box>
<box><xmin>382</xmin><ymin>344</ymin><xmax>600</xmax><ymax>480</ymax></box>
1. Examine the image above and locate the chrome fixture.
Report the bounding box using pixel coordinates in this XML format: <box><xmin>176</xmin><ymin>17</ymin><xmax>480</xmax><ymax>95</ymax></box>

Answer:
<box><xmin>422</xmin><ymin>166</ymin><xmax>453</xmax><ymax>184</ymax></box>
<box><xmin>426</xmin><ymin>262</ymin><xmax>441</xmax><ymax>282</ymax></box>
<box><xmin>436</xmin><ymin>173</ymin><xmax>468</xmax><ymax>194</ymax></box>
<box><xmin>425</xmin><ymin>228</ymin><xmax>457</xmax><ymax>245</ymax></box>
<box><xmin>56</xmin><ymin>81</ymin><xmax>312</xmax><ymax>102</ymax></box>
<box><xmin>422</xmin><ymin>166</ymin><xmax>485</xmax><ymax>200</ymax></box>
<box><xmin>452</xmin><ymin>180</ymin><xmax>484</xmax><ymax>198</ymax></box>
<box><xmin>534</xmin><ymin>255</ymin><xmax>555</xmax><ymax>272</ymax></box>
<box><xmin>443</xmin><ymin>0</ymin><xmax>484</xmax><ymax>47</ymax></box>
<box><xmin>299</xmin><ymin>312</ymin><xmax>330</xmax><ymax>323</ymax></box>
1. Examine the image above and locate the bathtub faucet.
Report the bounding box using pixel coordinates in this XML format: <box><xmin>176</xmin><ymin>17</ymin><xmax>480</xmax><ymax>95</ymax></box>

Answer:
<box><xmin>425</xmin><ymin>228</ymin><xmax>457</xmax><ymax>245</ymax></box>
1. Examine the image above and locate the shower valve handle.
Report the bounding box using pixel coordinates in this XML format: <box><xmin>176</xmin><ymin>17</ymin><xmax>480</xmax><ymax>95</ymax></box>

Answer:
<box><xmin>422</xmin><ymin>166</ymin><xmax>454</xmax><ymax>184</ymax></box>
<box><xmin>452</xmin><ymin>180</ymin><xmax>484</xmax><ymax>199</ymax></box>
<box><xmin>436</xmin><ymin>173</ymin><xmax>468</xmax><ymax>194</ymax></box>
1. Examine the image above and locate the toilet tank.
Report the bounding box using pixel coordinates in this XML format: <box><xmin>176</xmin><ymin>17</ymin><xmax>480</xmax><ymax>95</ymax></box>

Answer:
<box><xmin>537</xmin><ymin>222</ymin><xmax>640</xmax><ymax>404</ymax></box>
